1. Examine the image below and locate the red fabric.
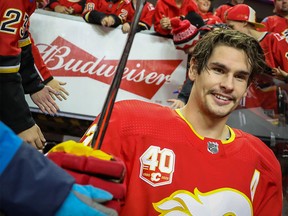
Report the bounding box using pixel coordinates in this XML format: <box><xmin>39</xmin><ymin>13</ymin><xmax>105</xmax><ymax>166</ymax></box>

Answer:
<box><xmin>260</xmin><ymin>15</ymin><xmax>288</xmax><ymax>35</ymax></box>
<box><xmin>243</xmin><ymin>82</ymin><xmax>278</xmax><ymax>113</ymax></box>
<box><xmin>214</xmin><ymin>4</ymin><xmax>232</xmax><ymax>23</ymax></box>
<box><xmin>47</xmin><ymin>152</ymin><xmax>125</xmax><ymax>179</ymax></box>
<box><xmin>0</xmin><ymin>0</ymin><xmax>36</xmax><ymax>57</ymax></box>
<box><xmin>49</xmin><ymin>0</ymin><xmax>84</xmax><ymax>14</ymax></box>
<box><xmin>30</xmin><ymin>36</ymin><xmax>53</xmax><ymax>82</ymax></box>
<box><xmin>126</xmin><ymin>2</ymin><xmax>155</xmax><ymax>29</ymax></box>
<box><xmin>47</xmin><ymin>151</ymin><xmax>126</xmax><ymax>212</ymax></box>
<box><xmin>154</xmin><ymin>0</ymin><xmax>199</xmax><ymax>35</ymax></box>
<box><xmin>259</xmin><ymin>32</ymin><xmax>288</xmax><ymax>72</ymax></box>
<box><xmin>83</xmin><ymin>0</ymin><xmax>133</xmax><ymax>23</ymax></box>
<box><xmin>200</xmin><ymin>12</ymin><xmax>223</xmax><ymax>25</ymax></box>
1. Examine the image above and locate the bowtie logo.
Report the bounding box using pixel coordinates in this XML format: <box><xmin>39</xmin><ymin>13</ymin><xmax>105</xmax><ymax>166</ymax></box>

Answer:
<box><xmin>36</xmin><ymin>36</ymin><xmax>182</xmax><ymax>99</ymax></box>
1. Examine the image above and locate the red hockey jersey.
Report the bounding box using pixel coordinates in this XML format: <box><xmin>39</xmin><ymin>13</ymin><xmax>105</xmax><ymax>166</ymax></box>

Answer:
<box><xmin>80</xmin><ymin>100</ymin><xmax>282</xmax><ymax>216</ymax></box>
<box><xmin>0</xmin><ymin>0</ymin><xmax>52</xmax><ymax>81</ymax></box>
<box><xmin>0</xmin><ymin>0</ymin><xmax>36</xmax><ymax>73</ymax></box>
<box><xmin>126</xmin><ymin>1</ymin><xmax>155</xmax><ymax>30</ymax></box>
<box><xmin>260</xmin><ymin>15</ymin><xmax>288</xmax><ymax>36</ymax></box>
<box><xmin>154</xmin><ymin>0</ymin><xmax>199</xmax><ymax>35</ymax></box>
<box><xmin>259</xmin><ymin>31</ymin><xmax>288</xmax><ymax>72</ymax></box>
<box><xmin>83</xmin><ymin>0</ymin><xmax>132</xmax><ymax>23</ymax></box>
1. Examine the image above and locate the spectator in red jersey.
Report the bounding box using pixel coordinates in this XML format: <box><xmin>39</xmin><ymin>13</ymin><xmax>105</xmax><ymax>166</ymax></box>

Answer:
<box><xmin>214</xmin><ymin>0</ymin><xmax>244</xmax><ymax>22</ymax></box>
<box><xmin>226</xmin><ymin>4</ymin><xmax>288</xmax><ymax>76</ymax></box>
<box><xmin>47</xmin><ymin>0</ymin><xmax>86</xmax><ymax>15</ymax></box>
<box><xmin>82</xmin><ymin>0</ymin><xmax>132</xmax><ymax>28</ymax></box>
<box><xmin>122</xmin><ymin>0</ymin><xmax>155</xmax><ymax>33</ymax></box>
<box><xmin>153</xmin><ymin>0</ymin><xmax>201</xmax><ymax>36</ymax></box>
<box><xmin>196</xmin><ymin>0</ymin><xmax>222</xmax><ymax>25</ymax></box>
<box><xmin>226</xmin><ymin>4</ymin><xmax>288</xmax><ymax>115</ymax></box>
<box><xmin>260</xmin><ymin>0</ymin><xmax>288</xmax><ymax>36</ymax></box>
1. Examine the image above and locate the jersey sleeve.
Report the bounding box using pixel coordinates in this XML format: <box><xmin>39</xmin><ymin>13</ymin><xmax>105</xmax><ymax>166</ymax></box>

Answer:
<box><xmin>138</xmin><ymin>2</ymin><xmax>155</xmax><ymax>30</ymax></box>
<box><xmin>19</xmin><ymin>34</ymin><xmax>45</xmax><ymax>94</ymax></box>
<box><xmin>253</xmin><ymin>142</ymin><xmax>283</xmax><ymax>215</ymax></box>
<box><xmin>31</xmin><ymin>36</ymin><xmax>54</xmax><ymax>84</ymax></box>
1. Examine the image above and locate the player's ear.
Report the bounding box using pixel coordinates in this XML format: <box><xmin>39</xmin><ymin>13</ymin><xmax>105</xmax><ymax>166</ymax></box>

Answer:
<box><xmin>188</xmin><ymin>58</ymin><xmax>197</xmax><ymax>81</ymax></box>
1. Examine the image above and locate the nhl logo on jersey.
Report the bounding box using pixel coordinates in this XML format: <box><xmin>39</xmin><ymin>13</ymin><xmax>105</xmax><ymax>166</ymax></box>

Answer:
<box><xmin>207</xmin><ymin>141</ymin><xmax>219</xmax><ymax>154</ymax></box>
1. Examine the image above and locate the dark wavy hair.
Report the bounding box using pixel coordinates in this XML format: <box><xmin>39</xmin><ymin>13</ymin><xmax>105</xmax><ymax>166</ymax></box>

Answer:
<box><xmin>191</xmin><ymin>29</ymin><xmax>267</xmax><ymax>85</ymax></box>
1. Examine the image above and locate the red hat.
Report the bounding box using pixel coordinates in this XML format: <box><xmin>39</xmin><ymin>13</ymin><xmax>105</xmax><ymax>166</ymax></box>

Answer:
<box><xmin>226</xmin><ymin>4</ymin><xmax>265</xmax><ymax>28</ymax></box>
<box><xmin>171</xmin><ymin>17</ymin><xmax>200</xmax><ymax>51</ymax></box>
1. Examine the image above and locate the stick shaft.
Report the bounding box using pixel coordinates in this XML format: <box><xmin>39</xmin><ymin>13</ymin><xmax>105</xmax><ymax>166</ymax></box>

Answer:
<box><xmin>91</xmin><ymin>0</ymin><xmax>145</xmax><ymax>149</ymax></box>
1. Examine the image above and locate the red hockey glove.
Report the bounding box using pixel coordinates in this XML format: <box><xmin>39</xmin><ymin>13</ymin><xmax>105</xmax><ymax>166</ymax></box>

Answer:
<box><xmin>46</xmin><ymin>141</ymin><xmax>126</xmax><ymax>213</ymax></box>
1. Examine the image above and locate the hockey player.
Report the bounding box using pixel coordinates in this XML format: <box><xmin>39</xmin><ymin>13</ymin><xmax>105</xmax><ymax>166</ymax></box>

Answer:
<box><xmin>0</xmin><ymin>121</ymin><xmax>117</xmax><ymax>216</ymax></box>
<box><xmin>80</xmin><ymin>29</ymin><xmax>283</xmax><ymax>215</ymax></box>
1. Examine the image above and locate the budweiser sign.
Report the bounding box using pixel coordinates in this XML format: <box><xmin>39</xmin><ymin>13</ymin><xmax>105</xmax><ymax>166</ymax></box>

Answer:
<box><xmin>37</xmin><ymin>36</ymin><xmax>182</xmax><ymax>99</ymax></box>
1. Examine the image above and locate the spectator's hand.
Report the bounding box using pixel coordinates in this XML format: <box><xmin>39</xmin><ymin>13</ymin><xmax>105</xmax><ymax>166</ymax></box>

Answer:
<box><xmin>101</xmin><ymin>16</ymin><xmax>115</xmax><ymax>27</ymax></box>
<box><xmin>54</xmin><ymin>5</ymin><xmax>71</xmax><ymax>14</ymax></box>
<box><xmin>30</xmin><ymin>86</ymin><xmax>60</xmax><ymax>115</ymax></box>
<box><xmin>46</xmin><ymin>79</ymin><xmax>69</xmax><ymax>101</ymax></box>
<box><xmin>56</xmin><ymin>184</ymin><xmax>117</xmax><ymax>216</ymax></box>
<box><xmin>160</xmin><ymin>15</ymin><xmax>172</xmax><ymax>30</ymax></box>
<box><xmin>272</xmin><ymin>66</ymin><xmax>288</xmax><ymax>80</ymax></box>
<box><xmin>122</xmin><ymin>23</ymin><xmax>131</xmax><ymax>33</ymax></box>
<box><xmin>18</xmin><ymin>124</ymin><xmax>46</xmax><ymax>149</ymax></box>
<box><xmin>67</xmin><ymin>6</ymin><xmax>74</xmax><ymax>14</ymax></box>
<box><xmin>167</xmin><ymin>99</ymin><xmax>185</xmax><ymax>109</ymax></box>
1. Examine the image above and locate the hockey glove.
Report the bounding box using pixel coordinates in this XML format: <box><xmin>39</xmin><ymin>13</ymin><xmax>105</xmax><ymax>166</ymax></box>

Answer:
<box><xmin>47</xmin><ymin>141</ymin><xmax>126</xmax><ymax>213</ymax></box>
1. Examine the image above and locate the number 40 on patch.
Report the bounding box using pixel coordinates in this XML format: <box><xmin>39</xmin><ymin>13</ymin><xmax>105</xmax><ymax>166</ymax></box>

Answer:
<box><xmin>139</xmin><ymin>145</ymin><xmax>175</xmax><ymax>187</ymax></box>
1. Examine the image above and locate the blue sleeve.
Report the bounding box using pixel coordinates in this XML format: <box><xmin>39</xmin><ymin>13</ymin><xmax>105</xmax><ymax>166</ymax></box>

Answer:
<box><xmin>0</xmin><ymin>122</ymin><xmax>75</xmax><ymax>216</ymax></box>
<box><xmin>0</xmin><ymin>121</ymin><xmax>22</xmax><ymax>175</ymax></box>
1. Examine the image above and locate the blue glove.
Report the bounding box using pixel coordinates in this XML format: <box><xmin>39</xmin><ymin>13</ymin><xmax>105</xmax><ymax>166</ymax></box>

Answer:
<box><xmin>56</xmin><ymin>184</ymin><xmax>118</xmax><ymax>216</ymax></box>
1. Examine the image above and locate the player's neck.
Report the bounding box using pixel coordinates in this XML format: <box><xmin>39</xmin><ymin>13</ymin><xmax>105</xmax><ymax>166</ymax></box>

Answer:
<box><xmin>180</xmin><ymin>106</ymin><xmax>230</xmax><ymax>141</ymax></box>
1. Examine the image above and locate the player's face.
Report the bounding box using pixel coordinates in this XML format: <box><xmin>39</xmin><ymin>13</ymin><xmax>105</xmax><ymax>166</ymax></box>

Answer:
<box><xmin>189</xmin><ymin>45</ymin><xmax>250</xmax><ymax>118</ymax></box>
<box><xmin>196</xmin><ymin>0</ymin><xmax>211</xmax><ymax>13</ymax></box>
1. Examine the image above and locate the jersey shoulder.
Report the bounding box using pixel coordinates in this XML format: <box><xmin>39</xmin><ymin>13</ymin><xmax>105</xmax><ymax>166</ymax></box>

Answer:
<box><xmin>233</xmin><ymin>128</ymin><xmax>280</xmax><ymax>168</ymax></box>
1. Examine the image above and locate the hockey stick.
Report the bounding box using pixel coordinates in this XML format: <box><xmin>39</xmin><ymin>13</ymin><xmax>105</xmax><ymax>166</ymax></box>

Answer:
<box><xmin>91</xmin><ymin>0</ymin><xmax>145</xmax><ymax>149</ymax></box>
